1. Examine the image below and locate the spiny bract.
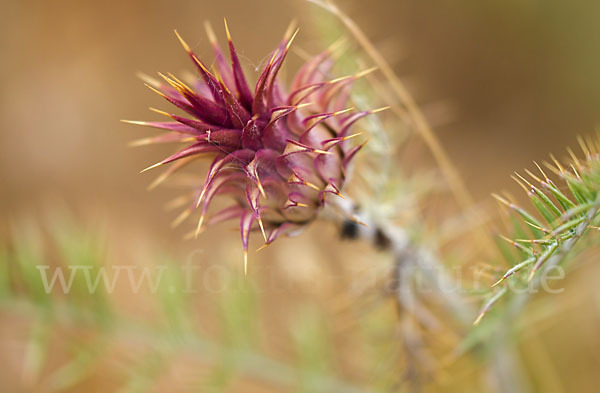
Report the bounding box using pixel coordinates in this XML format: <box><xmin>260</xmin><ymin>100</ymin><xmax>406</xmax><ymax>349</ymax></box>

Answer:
<box><xmin>126</xmin><ymin>21</ymin><xmax>379</xmax><ymax>272</ymax></box>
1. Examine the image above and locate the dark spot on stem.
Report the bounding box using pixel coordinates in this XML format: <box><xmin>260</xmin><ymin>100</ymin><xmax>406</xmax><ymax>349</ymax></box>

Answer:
<box><xmin>340</xmin><ymin>219</ymin><xmax>359</xmax><ymax>240</ymax></box>
<box><xmin>374</xmin><ymin>227</ymin><xmax>391</xmax><ymax>250</ymax></box>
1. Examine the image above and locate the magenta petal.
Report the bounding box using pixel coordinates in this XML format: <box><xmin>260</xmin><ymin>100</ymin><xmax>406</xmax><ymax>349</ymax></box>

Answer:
<box><xmin>209</xmin><ymin>205</ymin><xmax>245</xmax><ymax>225</ymax></box>
<box><xmin>128</xmin><ymin>121</ymin><xmax>201</xmax><ymax>134</ymax></box>
<box><xmin>241</xmin><ymin>117</ymin><xmax>264</xmax><ymax>150</ymax></box>
<box><xmin>131</xmin><ymin>25</ymin><xmax>373</xmax><ymax>253</ymax></box>
<box><xmin>342</xmin><ymin>141</ymin><xmax>367</xmax><ymax>170</ymax></box>
<box><xmin>200</xmin><ymin>129</ymin><xmax>242</xmax><ymax>148</ymax></box>
<box><xmin>291</xmin><ymin>48</ymin><xmax>332</xmax><ymax>91</ymax></box>
<box><xmin>240</xmin><ymin>210</ymin><xmax>255</xmax><ymax>252</ymax></box>
<box><xmin>159</xmin><ymin>142</ymin><xmax>222</xmax><ymax>166</ymax></box>
<box><xmin>314</xmin><ymin>153</ymin><xmax>342</xmax><ymax>185</ymax></box>
<box><xmin>207</xmin><ymin>32</ymin><xmax>237</xmax><ymax>95</ymax></box>
<box><xmin>181</xmin><ymin>91</ymin><xmax>230</xmax><ymax>126</ymax></box>
<box><xmin>199</xmin><ymin>172</ymin><xmax>247</xmax><ymax>217</ymax></box>
<box><xmin>338</xmin><ymin>111</ymin><xmax>371</xmax><ymax>138</ymax></box>
<box><xmin>226</xmin><ymin>29</ymin><xmax>254</xmax><ymax>110</ymax></box>
<box><xmin>167</xmin><ymin>113</ymin><xmax>221</xmax><ymax>133</ymax></box>
<box><xmin>264</xmin><ymin>222</ymin><xmax>297</xmax><ymax>244</ymax></box>
<box><xmin>132</xmin><ymin>132</ymin><xmax>194</xmax><ymax>146</ymax></box>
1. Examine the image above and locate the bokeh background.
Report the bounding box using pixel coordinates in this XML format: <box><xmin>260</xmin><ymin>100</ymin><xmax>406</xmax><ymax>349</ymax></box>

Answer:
<box><xmin>2</xmin><ymin>0</ymin><xmax>600</xmax><ymax>392</ymax></box>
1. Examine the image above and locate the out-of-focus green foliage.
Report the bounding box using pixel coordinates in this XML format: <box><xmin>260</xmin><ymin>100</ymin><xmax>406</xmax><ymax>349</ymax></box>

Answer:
<box><xmin>0</xmin><ymin>213</ymin><xmax>376</xmax><ymax>393</ymax></box>
<box><xmin>476</xmin><ymin>138</ymin><xmax>600</xmax><ymax>324</ymax></box>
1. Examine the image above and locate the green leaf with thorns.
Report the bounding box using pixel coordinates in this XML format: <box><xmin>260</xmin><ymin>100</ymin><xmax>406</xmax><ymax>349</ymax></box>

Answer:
<box><xmin>475</xmin><ymin>137</ymin><xmax>600</xmax><ymax>324</ymax></box>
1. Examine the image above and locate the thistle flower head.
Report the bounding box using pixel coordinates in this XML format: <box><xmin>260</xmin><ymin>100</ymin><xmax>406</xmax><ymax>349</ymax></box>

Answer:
<box><xmin>127</xmin><ymin>21</ymin><xmax>377</xmax><ymax>272</ymax></box>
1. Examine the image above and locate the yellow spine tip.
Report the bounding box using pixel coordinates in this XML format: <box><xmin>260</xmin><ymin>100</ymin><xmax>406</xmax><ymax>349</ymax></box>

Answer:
<box><xmin>525</xmin><ymin>169</ymin><xmax>542</xmax><ymax>184</ymax></box>
<box><xmin>267</xmin><ymin>50</ymin><xmax>278</xmax><ymax>67</ymax></box>
<box><xmin>192</xmin><ymin>55</ymin><xmax>211</xmax><ymax>74</ymax></box>
<box><xmin>341</xmin><ymin>132</ymin><xmax>363</xmax><ymax>141</ymax></box>
<box><xmin>149</xmin><ymin>107</ymin><xmax>172</xmax><ymax>118</ymax></box>
<box><xmin>171</xmin><ymin>209</ymin><xmax>191</xmax><ymax>228</ymax></box>
<box><xmin>257</xmin><ymin>182</ymin><xmax>266</xmax><ymax>198</ymax></box>
<box><xmin>356</xmin><ymin>66</ymin><xmax>378</xmax><ymax>78</ymax></box>
<box><xmin>144</xmin><ymin>84</ymin><xmax>167</xmax><ymax>98</ymax></box>
<box><xmin>120</xmin><ymin>119</ymin><xmax>146</xmax><ymax>126</ymax></box>
<box><xmin>295</xmin><ymin>102</ymin><xmax>312</xmax><ymax>110</ymax></box>
<box><xmin>283</xmin><ymin>19</ymin><xmax>298</xmax><ymax>40</ymax></box>
<box><xmin>196</xmin><ymin>188</ymin><xmax>208</xmax><ymax>208</ymax></box>
<box><xmin>533</xmin><ymin>161</ymin><xmax>549</xmax><ymax>181</ymax></box>
<box><xmin>148</xmin><ymin>173</ymin><xmax>168</xmax><ymax>190</ymax></box>
<box><xmin>371</xmin><ymin>106</ymin><xmax>391</xmax><ymax>114</ymax></box>
<box><xmin>314</xmin><ymin>149</ymin><xmax>334</xmax><ymax>155</ymax></box>
<box><xmin>174</xmin><ymin>29</ymin><xmax>192</xmax><ymax>53</ymax></box>
<box><xmin>136</xmin><ymin>72</ymin><xmax>162</xmax><ymax>88</ymax></box>
<box><xmin>257</xmin><ymin>217</ymin><xmax>267</xmax><ymax>242</ymax></box>
<box><xmin>204</xmin><ymin>20</ymin><xmax>217</xmax><ymax>45</ymax></box>
<box><xmin>128</xmin><ymin>138</ymin><xmax>152</xmax><ymax>147</ymax></box>
<box><xmin>334</xmin><ymin>107</ymin><xmax>354</xmax><ymax>116</ymax></box>
<box><xmin>194</xmin><ymin>215</ymin><xmax>205</xmax><ymax>239</ymax></box>
<box><xmin>224</xmin><ymin>18</ymin><xmax>232</xmax><ymax>41</ymax></box>
<box><xmin>491</xmin><ymin>193</ymin><xmax>509</xmax><ymax>206</ymax></box>
<box><xmin>305</xmin><ymin>182</ymin><xmax>320</xmax><ymax>191</ymax></box>
<box><xmin>285</xmin><ymin>28</ymin><xmax>300</xmax><ymax>50</ymax></box>
<box><xmin>256</xmin><ymin>243</ymin><xmax>270</xmax><ymax>252</ymax></box>
<box><xmin>140</xmin><ymin>162</ymin><xmax>163</xmax><ymax>173</ymax></box>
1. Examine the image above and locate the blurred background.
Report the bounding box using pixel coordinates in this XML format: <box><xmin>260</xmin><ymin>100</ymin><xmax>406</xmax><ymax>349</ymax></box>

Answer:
<box><xmin>2</xmin><ymin>0</ymin><xmax>600</xmax><ymax>392</ymax></box>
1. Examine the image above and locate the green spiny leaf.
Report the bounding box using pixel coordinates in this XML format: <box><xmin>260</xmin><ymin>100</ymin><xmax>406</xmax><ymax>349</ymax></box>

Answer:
<box><xmin>543</xmin><ymin>179</ymin><xmax>576</xmax><ymax>211</ymax></box>
<box><xmin>529</xmin><ymin>191</ymin><xmax>559</xmax><ymax>226</ymax></box>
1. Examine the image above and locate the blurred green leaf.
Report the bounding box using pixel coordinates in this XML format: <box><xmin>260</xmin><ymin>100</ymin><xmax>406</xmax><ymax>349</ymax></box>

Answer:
<box><xmin>291</xmin><ymin>306</ymin><xmax>333</xmax><ymax>393</ymax></box>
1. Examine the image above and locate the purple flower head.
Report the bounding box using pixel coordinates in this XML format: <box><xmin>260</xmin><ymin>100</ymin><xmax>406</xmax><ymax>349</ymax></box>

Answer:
<box><xmin>126</xmin><ymin>21</ymin><xmax>380</xmax><ymax>273</ymax></box>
